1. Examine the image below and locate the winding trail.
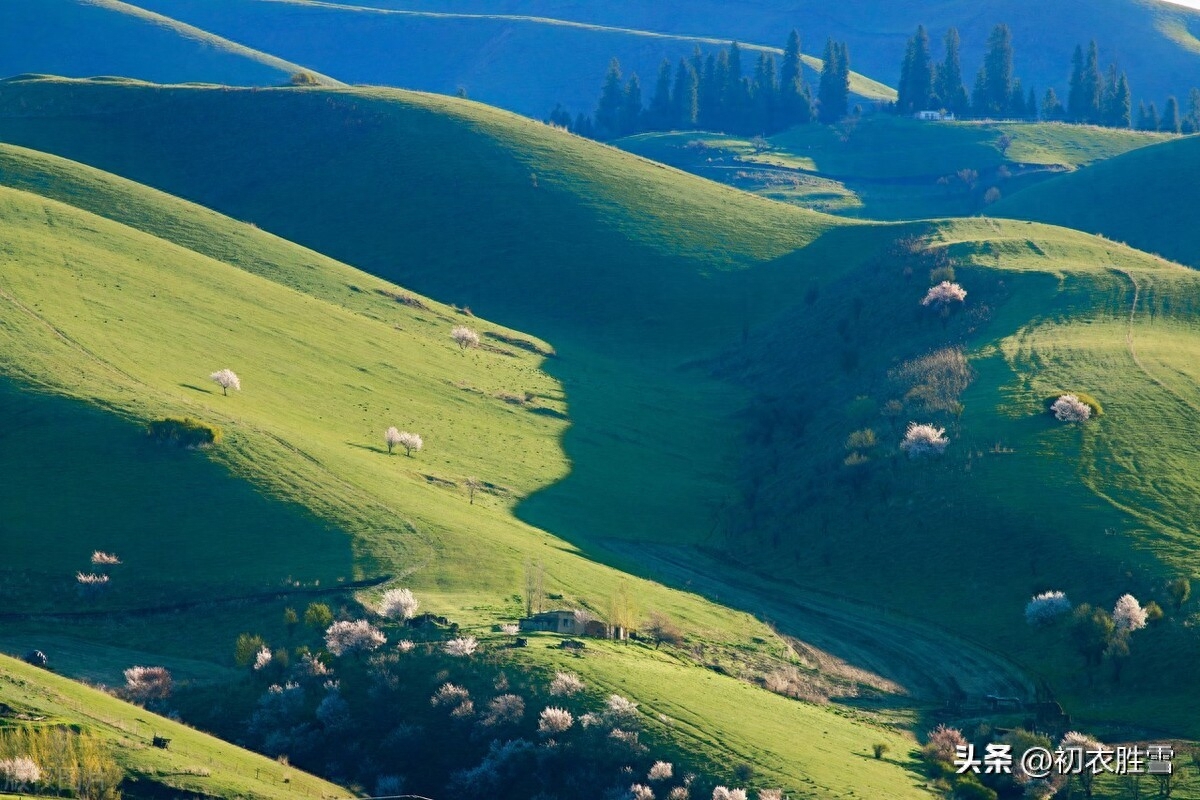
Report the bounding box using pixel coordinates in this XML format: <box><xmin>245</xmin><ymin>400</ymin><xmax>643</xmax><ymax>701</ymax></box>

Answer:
<box><xmin>600</xmin><ymin>540</ymin><xmax>1034</xmax><ymax>702</ymax></box>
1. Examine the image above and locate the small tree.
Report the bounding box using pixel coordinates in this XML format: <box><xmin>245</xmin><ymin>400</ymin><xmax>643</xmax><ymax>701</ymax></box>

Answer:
<box><xmin>984</xmin><ymin>186</ymin><xmax>1001</xmax><ymax>204</ymax></box>
<box><xmin>304</xmin><ymin>602</ymin><xmax>333</xmax><ymax>630</ymax></box>
<box><xmin>378</xmin><ymin>587</ymin><xmax>420</xmax><ymax>620</ymax></box>
<box><xmin>466</xmin><ymin>477</ymin><xmax>483</xmax><ymax>504</ymax></box>
<box><xmin>922</xmin><ymin>724</ymin><xmax>967</xmax><ymax>764</ymax></box>
<box><xmin>396</xmin><ymin>431</ymin><xmax>423</xmax><ymax>457</ymax></box>
<box><xmin>920</xmin><ymin>281</ymin><xmax>967</xmax><ymax>308</ymax></box>
<box><xmin>872</xmin><ymin>743</ymin><xmax>889</xmax><ymax>759</ymax></box>
<box><xmin>1168</xmin><ymin>577</ymin><xmax>1191</xmax><ymax>610</ymax></box>
<box><xmin>444</xmin><ymin>636</ymin><xmax>479</xmax><ymax>657</ymax></box>
<box><xmin>253</xmin><ymin>646</ymin><xmax>273</xmax><ymax>672</ymax></box>
<box><xmin>384</xmin><ymin>426</ymin><xmax>403</xmax><ymax>454</ymax></box>
<box><xmin>538</xmin><ymin>706</ymin><xmax>574</xmax><ymax>735</ymax></box>
<box><xmin>451</xmin><ymin>325</ymin><xmax>481</xmax><ymax>349</ymax></box>
<box><xmin>643</xmin><ymin>611</ymin><xmax>684</xmax><ymax>648</ymax></box>
<box><xmin>210</xmin><ymin>368</ymin><xmax>241</xmax><ymax>396</ymax></box>
<box><xmin>325</xmin><ymin>620</ymin><xmax>386</xmax><ymax>656</ymax></box>
<box><xmin>283</xmin><ymin>607</ymin><xmax>299</xmax><ymax>636</ymax></box>
<box><xmin>549</xmin><ymin>671</ymin><xmax>585</xmax><ymax>696</ymax></box>
<box><xmin>1112</xmin><ymin>594</ymin><xmax>1147</xmax><ymax>632</ymax></box>
<box><xmin>123</xmin><ymin>666</ymin><xmax>173</xmax><ymax>702</ymax></box>
<box><xmin>235</xmin><ymin>633</ymin><xmax>268</xmax><ymax>668</ymax></box>
<box><xmin>900</xmin><ymin>422</ymin><xmax>949</xmax><ymax>457</ymax></box>
<box><xmin>91</xmin><ymin>551</ymin><xmax>121</xmax><ymax>566</ymax></box>
<box><xmin>1051</xmin><ymin>394</ymin><xmax>1091</xmax><ymax>422</ymax></box>
<box><xmin>648</xmin><ymin>761</ymin><xmax>674</xmax><ymax>781</ymax></box>
<box><xmin>1025</xmin><ymin>590</ymin><xmax>1072</xmax><ymax>625</ymax></box>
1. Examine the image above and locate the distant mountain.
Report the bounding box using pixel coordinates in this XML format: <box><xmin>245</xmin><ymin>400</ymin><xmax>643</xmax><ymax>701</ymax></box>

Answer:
<box><xmin>0</xmin><ymin>0</ymin><xmax>338</xmax><ymax>86</ymax></box>
<box><xmin>304</xmin><ymin>0</ymin><xmax>1200</xmax><ymax>110</ymax></box>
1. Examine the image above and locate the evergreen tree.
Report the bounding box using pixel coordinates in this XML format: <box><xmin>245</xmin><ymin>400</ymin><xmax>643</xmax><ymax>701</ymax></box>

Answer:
<box><xmin>595</xmin><ymin>58</ymin><xmax>625</xmax><ymax>138</ymax></box>
<box><xmin>699</xmin><ymin>53</ymin><xmax>720</xmax><ymax>129</ymax></box>
<box><xmin>1010</xmin><ymin>78</ymin><xmax>1026</xmax><ymax>118</ymax></box>
<box><xmin>898</xmin><ymin>25</ymin><xmax>934</xmax><ymax>114</ymax></box>
<box><xmin>572</xmin><ymin>113</ymin><xmax>595</xmax><ymax>138</ymax></box>
<box><xmin>1112</xmin><ymin>72</ymin><xmax>1132</xmax><ymax>128</ymax></box>
<box><xmin>817</xmin><ymin>41</ymin><xmax>850</xmax><ymax>123</ymax></box>
<box><xmin>713</xmin><ymin>49</ymin><xmax>731</xmax><ymax>128</ymax></box>
<box><xmin>671</xmin><ymin>57</ymin><xmax>698</xmax><ymax>129</ymax></box>
<box><xmin>1082</xmin><ymin>41</ymin><xmax>1103</xmax><ymax>123</ymax></box>
<box><xmin>753</xmin><ymin>52</ymin><xmax>778</xmax><ymax>133</ymax></box>
<box><xmin>1027</xmin><ymin>87</ymin><xmax>1037</xmax><ymax>120</ymax></box>
<box><xmin>939</xmin><ymin>28</ymin><xmax>970</xmax><ymax>116</ymax></box>
<box><xmin>546</xmin><ymin>103</ymin><xmax>572</xmax><ymax>128</ymax></box>
<box><xmin>1042</xmin><ymin>87</ymin><xmax>1064</xmax><ymax>120</ymax></box>
<box><xmin>1162</xmin><ymin>95</ymin><xmax>1181</xmax><ymax>133</ymax></box>
<box><xmin>1067</xmin><ymin>45</ymin><xmax>1086</xmax><ymax>121</ymax></box>
<box><xmin>620</xmin><ymin>73</ymin><xmax>643</xmax><ymax>136</ymax></box>
<box><xmin>779</xmin><ymin>29</ymin><xmax>806</xmax><ymax>126</ymax></box>
<box><xmin>1186</xmin><ymin>87</ymin><xmax>1200</xmax><ymax>133</ymax></box>
<box><xmin>1146</xmin><ymin>101</ymin><xmax>1160</xmax><ymax>132</ymax></box>
<box><xmin>648</xmin><ymin>60</ymin><xmax>673</xmax><ymax>130</ymax></box>
<box><xmin>975</xmin><ymin>24</ymin><xmax>1014</xmax><ymax>117</ymax></box>
<box><xmin>724</xmin><ymin>42</ymin><xmax>750</xmax><ymax>129</ymax></box>
<box><xmin>1136</xmin><ymin>100</ymin><xmax>1148</xmax><ymax>131</ymax></box>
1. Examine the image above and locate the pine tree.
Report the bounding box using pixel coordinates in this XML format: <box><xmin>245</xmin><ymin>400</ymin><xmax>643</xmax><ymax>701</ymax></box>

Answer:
<box><xmin>898</xmin><ymin>25</ymin><xmax>934</xmax><ymax>114</ymax></box>
<box><xmin>1186</xmin><ymin>87</ymin><xmax>1200</xmax><ymax>133</ymax></box>
<box><xmin>818</xmin><ymin>41</ymin><xmax>850</xmax><ymax>124</ymax></box>
<box><xmin>1162</xmin><ymin>95</ymin><xmax>1181</xmax><ymax>133</ymax></box>
<box><xmin>779</xmin><ymin>29</ymin><xmax>806</xmax><ymax>126</ymax></box>
<box><xmin>699</xmin><ymin>53</ymin><xmax>719</xmax><ymax>129</ymax></box>
<box><xmin>1010</xmin><ymin>78</ymin><xmax>1026</xmax><ymax>118</ymax></box>
<box><xmin>649</xmin><ymin>60</ymin><xmax>673</xmax><ymax>130</ymax></box>
<box><xmin>1146</xmin><ymin>101</ymin><xmax>1160</xmax><ymax>132</ymax></box>
<box><xmin>620</xmin><ymin>73</ymin><xmax>643</xmax><ymax>136</ymax></box>
<box><xmin>595</xmin><ymin>58</ymin><xmax>624</xmax><ymax>138</ymax></box>
<box><xmin>1042</xmin><ymin>87</ymin><xmax>1064</xmax><ymax>120</ymax></box>
<box><xmin>753</xmin><ymin>52</ymin><xmax>778</xmax><ymax>133</ymax></box>
<box><xmin>1067</xmin><ymin>44</ymin><xmax>1086</xmax><ymax>121</ymax></box>
<box><xmin>1101</xmin><ymin>64</ymin><xmax>1119</xmax><ymax>126</ymax></box>
<box><xmin>976</xmin><ymin>24</ymin><xmax>1014</xmax><ymax>118</ymax></box>
<box><xmin>1112</xmin><ymin>72</ymin><xmax>1132</xmax><ymax>128</ymax></box>
<box><xmin>573</xmin><ymin>113</ymin><xmax>594</xmax><ymax>138</ymax></box>
<box><xmin>671</xmin><ymin>58</ymin><xmax>698</xmax><ymax>129</ymax></box>
<box><xmin>714</xmin><ymin>49</ymin><xmax>731</xmax><ymax>128</ymax></box>
<box><xmin>1136</xmin><ymin>100</ymin><xmax>1149</xmax><ymax>131</ymax></box>
<box><xmin>1082</xmin><ymin>41</ymin><xmax>1103</xmax><ymax>123</ymax></box>
<box><xmin>1027</xmin><ymin>87</ymin><xmax>1037</xmax><ymax>120</ymax></box>
<box><xmin>939</xmin><ymin>28</ymin><xmax>969</xmax><ymax>116</ymax></box>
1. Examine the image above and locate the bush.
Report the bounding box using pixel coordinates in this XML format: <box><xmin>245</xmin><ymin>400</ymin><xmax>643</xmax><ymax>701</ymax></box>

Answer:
<box><xmin>872</xmin><ymin>743</ymin><xmax>889</xmax><ymax>759</ymax></box>
<box><xmin>1049</xmin><ymin>394</ymin><xmax>1091</xmax><ymax>422</ymax></box>
<box><xmin>147</xmin><ymin>417</ymin><xmax>221</xmax><ymax>447</ymax></box>
<box><xmin>290</xmin><ymin>71</ymin><xmax>320</xmax><ymax>85</ymax></box>
<box><xmin>1025</xmin><ymin>590</ymin><xmax>1072</xmax><ymax>625</ymax></box>
<box><xmin>1044</xmin><ymin>392</ymin><xmax>1102</xmax><ymax>418</ymax></box>
<box><xmin>900</xmin><ymin>422</ymin><xmax>949</xmax><ymax>457</ymax></box>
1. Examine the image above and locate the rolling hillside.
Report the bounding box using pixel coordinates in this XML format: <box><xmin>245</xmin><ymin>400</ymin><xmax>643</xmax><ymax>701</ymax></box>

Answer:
<box><xmin>2</xmin><ymin>77</ymin><xmax>1200</xmax><ymax>748</ymax></box>
<box><xmin>0</xmin><ymin>0</ymin><xmax>339</xmax><ymax>87</ymax></box>
<box><xmin>0</xmin><ymin>654</ymin><xmax>345</xmax><ymax>799</ymax></box>
<box><xmin>991</xmin><ymin>133</ymin><xmax>1200</xmax><ymax>268</ymax></box>
<box><xmin>331</xmin><ymin>0</ymin><xmax>1200</xmax><ymax>109</ymax></box>
<box><xmin>125</xmin><ymin>0</ymin><xmax>893</xmax><ymax>119</ymax></box>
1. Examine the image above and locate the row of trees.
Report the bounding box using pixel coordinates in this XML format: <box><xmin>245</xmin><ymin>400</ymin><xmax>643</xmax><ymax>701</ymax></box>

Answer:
<box><xmin>898</xmin><ymin>23</ymin><xmax>1200</xmax><ymax>131</ymax></box>
<box><xmin>551</xmin><ymin>32</ymin><xmax>852</xmax><ymax>139</ymax></box>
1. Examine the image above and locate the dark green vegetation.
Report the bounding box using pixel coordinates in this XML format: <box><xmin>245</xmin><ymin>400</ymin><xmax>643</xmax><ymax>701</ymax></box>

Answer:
<box><xmin>0</xmin><ymin>0</ymin><xmax>338</xmax><ymax>88</ymax></box>
<box><xmin>4</xmin><ymin>71</ymin><xmax>1200</xmax><ymax>794</ymax></box>
<box><xmin>619</xmin><ymin>116</ymin><xmax>1170</xmax><ymax>219</ymax></box>
<box><xmin>0</xmin><ymin>654</ymin><xmax>345</xmax><ymax>799</ymax></box>
<box><xmin>992</xmin><ymin>133</ymin><xmax>1200</xmax><ymax>269</ymax></box>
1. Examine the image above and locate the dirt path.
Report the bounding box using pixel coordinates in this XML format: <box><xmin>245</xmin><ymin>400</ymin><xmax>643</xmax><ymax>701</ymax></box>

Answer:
<box><xmin>600</xmin><ymin>540</ymin><xmax>1033</xmax><ymax>702</ymax></box>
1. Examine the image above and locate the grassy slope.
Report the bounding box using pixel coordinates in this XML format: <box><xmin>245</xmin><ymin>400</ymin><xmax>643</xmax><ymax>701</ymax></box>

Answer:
<box><xmin>3</xmin><ymin>77</ymin><xmax>1200</xmax><ymax>740</ymax></box>
<box><xmin>0</xmin><ymin>143</ymin><xmax>930</xmax><ymax>797</ymax></box>
<box><xmin>619</xmin><ymin>117</ymin><xmax>1171</xmax><ymax>219</ymax></box>
<box><xmin>341</xmin><ymin>0</ymin><xmax>1200</xmax><ymax>108</ymax></box>
<box><xmin>991</xmin><ymin>133</ymin><xmax>1200</xmax><ymax>268</ymax></box>
<box><xmin>129</xmin><ymin>0</ymin><xmax>891</xmax><ymax>122</ymax></box>
<box><xmin>0</xmin><ymin>0</ymin><xmax>338</xmax><ymax>87</ymax></box>
<box><xmin>0</xmin><ymin>654</ymin><xmax>345</xmax><ymax>799</ymax></box>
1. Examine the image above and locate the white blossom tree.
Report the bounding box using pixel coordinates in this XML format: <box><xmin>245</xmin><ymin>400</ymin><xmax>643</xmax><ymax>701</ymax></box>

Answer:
<box><xmin>123</xmin><ymin>666</ymin><xmax>173</xmax><ymax>701</ymax></box>
<box><xmin>921</xmin><ymin>281</ymin><xmax>967</xmax><ymax>308</ymax></box>
<box><xmin>1025</xmin><ymin>591</ymin><xmax>1072</xmax><ymax>625</ymax></box>
<box><xmin>253</xmin><ymin>646</ymin><xmax>273</xmax><ymax>671</ymax></box>
<box><xmin>384</xmin><ymin>426</ymin><xmax>403</xmax><ymax>454</ymax></box>
<box><xmin>631</xmin><ymin>784</ymin><xmax>656</xmax><ymax>800</ymax></box>
<box><xmin>668</xmin><ymin>788</ymin><xmax>691</xmax><ymax>800</ymax></box>
<box><xmin>482</xmin><ymin>694</ymin><xmax>526</xmax><ymax>727</ymax></box>
<box><xmin>396</xmin><ymin>431</ymin><xmax>423</xmax><ymax>457</ymax></box>
<box><xmin>900</xmin><ymin>422</ymin><xmax>949</xmax><ymax>457</ymax></box>
<box><xmin>396</xmin><ymin>639</ymin><xmax>416</xmax><ymax>653</ymax></box>
<box><xmin>0</xmin><ymin>757</ymin><xmax>40</xmax><ymax>791</ymax></box>
<box><xmin>451</xmin><ymin>325</ymin><xmax>481</xmax><ymax>349</ymax></box>
<box><xmin>444</xmin><ymin>636</ymin><xmax>478</xmax><ymax>657</ymax></box>
<box><xmin>1113</xmin><ymin>594</ymin><xmax>1147</xmax><ymax>632</ymax></box>
<box><xmin>549</xmin><ymin>671</ymin><xmax>585</xmax><ymax>696</ymax></box>
<box><xmin>76</xmin><ymin>572</ymin><xmax>110</xmax><ymax>587</ymax></box>
<box><xmin>499</xmin><ymin>623</ymin><xmax>520</xmax><ymax>635</ymax></box>
<box><xmin>757</xmin><ymin>791</ymin><xmax>784</xmax><ymax>800</ymax></box>
<box><xmin>648</xmin><ymin>761</ymin><xmax>674</xmax><ymax>781</ymax></box>
<box><xmin>1051</xmin><ymin>394</ymin><xmax>1091</xmax><ymax>422</ymax></box>
<box><xmin>922</xmin><ymin>724</ymin><xmax>967</xmax><ymax>763</ymax></box>
<box><xmin>90</xmin><ymin>551</ymin><xmax>121</xmax><ymax>565</ymax></box>
<box><xmin>538</xmin><ymin>706</ymin><xmax>574</xmax><ymax>735</ymax></box>
<box><xmin>324</xmin><ymin>619</ymin><xmax>386</xmax><ymax>656</ymax></box>
<box><xmin>378</xmin><ymin>587</ymin><xmax>419</xmax><ymax>620</ymax></box>
<box><xmin>210</xmin><ymin>368</ymin><xmax>241</xmax><ymax>396</ymax></box>
<box><xmin>712</xmin><ymin>788</ymin><xmax>748</xmax><ymax>800</ymax></box>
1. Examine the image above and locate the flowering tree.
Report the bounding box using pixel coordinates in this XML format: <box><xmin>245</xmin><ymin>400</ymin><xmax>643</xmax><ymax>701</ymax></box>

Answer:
<box><xmin>667</xmin><ymin>788</ymin><xmax>691</xmax><ymax>800</ymax></box>
<box><xmin>0</xmin><ymin>757</ymin><xmax>40</xmax><ymax>791</ymax></box>
<box><xmin>499</xmin><ymin>623</ymin><xmax>519</xmax><ymax>635</ymax></box>
<box><xmin>384</xmin><ymin>426</ymin><xmax>403</xmax><ymax>454</ymax></box>
<box><xmin>631</xmin><ymin>784</ymin><xmax>656</xmax><ymax>800</ymax></box>
<box><xmin>210</xmin><ymin>368</ymin><xmax>241</xmax><ymax>396</ymax></box>
<box><xmin>324</xmin><ymin>620</ymin><xmax>386</xmax><ymax>656</ymax></box>
<box><xmin>123</xmin><ymin>666</ymin><xmax>173</xmax><ymax>702</ymax></box>
<box><xmin>899</xmin><ymin>422</ymin><xmax>949</xmax><ymax>457</ymax></box>
<box><xmin>378</xmin><ymin>587</ymin><xmax>419</xmax><ymax>620</ymax></box>
<box><xmin>444</xmin><ymin>636</ymin><xmax>478</xmax><ymax>657</ymax></box>
<box><xmin>91</xmin><ymin>551</ymin><xmax>121</xmax><ymax>565</ymax></box>
<box><xmin>757</xmin><ymin>791</ymin><xmax>784</xmax><ymax>800</ymax></box>
<box><xmin>451</xmin><ymin>325</ymin><xmax>481</xmax><ymax>349</ymax></box>
<box><xmin>538</xmin><ymin>706</ymin><xmax>574</xmax><ymax>735</ymax></box>
<box><xmin>481</xmin><ymin>694</ymin><xmax>525</xmax><ymax>727</ymax></box>
<box><xmin>1112</xmin><ymin>594</ymin><xmax>1147</xmax><ymax>632</ymax></box>
<box><xmin>549</xmin><ymin>671</ymin><xmax>585</xmax><ymax>696</ymax></box>
<box><xmin>712</xmin><ymin>788</ymin><xmax>748</xmax><ymax>800</ymax></box>
<box><xmin>76</xmin><ymin>572</ymin><xmax>110</xmax><ymax>587</ymax></box>
<box><xmin>922</xmin><ymin>724</ymin><xmax>967</xmax><ymax>763</ymax></box>
<box><xmin>1051</xmin><ymin>394</ymin><xmax>1091</xmax><ymax>422</ymax></box>
<box><xmin>253</xmin><ymin>646</ymin><xmax>273</xmax><ymax>671</ymax></box>
<box><xmin>648</xmin><ymin>761</ymin><xmax>674</xmax><ymax>781</ymax></box>
<box><xmin>1025</xmin><ymin>591</ymin><xmax>1072</xmax><ymax>625</ymax></box>
<box><xmin>395</xmin><ymin>431</ymin><xmax>423</xmax><ymax>457</ymax></box>
<box><xmin>921</xmin><ymin>281</ymin><xmax>967</xmax><ymax>308</ymax></box>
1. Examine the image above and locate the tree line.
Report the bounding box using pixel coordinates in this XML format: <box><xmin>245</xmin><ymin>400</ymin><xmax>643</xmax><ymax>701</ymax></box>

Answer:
<box><xmin>897</xmin><ymin>22</ymin><xmax>1200</xmax><ymax>132</ymax></box>
<box><xmin>548</xmin><ymin>31</ymin><xmax>852</xmax><ymax>139</ymax></box>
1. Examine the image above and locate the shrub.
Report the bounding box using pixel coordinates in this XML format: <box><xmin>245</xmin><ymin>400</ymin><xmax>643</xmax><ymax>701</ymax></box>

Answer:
<box><xmin>900</xmin><ymin>422</ymin><xmax>949</xmax><ymax>457</ymax></box>
<box><xmin>304</xmin><ymin>602</ymin><xmax>333</xmax><ymax>629</ymax></box>
<box><xmin>1050</xmin><ymin>394</ymin><xmax>1091</xmax><ymax>422</ymax></box>
<box><xmin>123</xmin><ymin>665</ymin><xmax>173</xmax><ymax>701</ymax></box>
<box><xmin>235</xmin><ymin>633</ymin><xmax>268</xmax><ymax>667</ymax></box>
<box><xmin>75</xmin><ymin>572</ymin><xmax>110</xmax><ymax>586</ymax></box>
<box><xmin>549</xmin><ymin>671</ymin><xmax>585</xmax><ymax>696</ymax></box>
<box><xmin>668</xmin><ymin>788</ymin><xmax>691</xmax><ymax>800</ymax></box>
<box><xmin>481</xmin><ymin>694</ymin><xmax>525</xmax><ymax>727</ymax></box>
<box><xmin>921</xmin><ymin>281</ymin><xmax>967</xmax><ymax>308</ymax></box>
<box><xmin>1113</xmin><ymin>594</ymin><xmax>1147</xmax><ymax>632</ymax></box>
<box><xmin>538</xmin><ymin>706</ymin><xmax>574</xmax><ymax>735</ymax></box>
<box><xmin>929</xmin><ymin>265</ymin><xmax>956</xmax><ymax>284</ymax></box>
<box><xmin>91</xmin><ymin>551</ymin><xmax>121</xmax><ymax>565</ymax></box>
<box><xmin>431</xmin><ymin>683</ymin><xmax>470</xmax><ymax>708</ymax></box>
<box><xmin>378</xmin><ymin>587</ymin><xmax>419</xmax><ymax>620</ymax></box>
<box><xmin>444</xmin><ymin>636</ymin><xmax>478</xmax><ymax>657</ymax></box>
<box><xmin>451</xmin><ymin>325</ymin><xmax>481</xmax><ymax>349</ymax></box>
<box><xmin>758</xmin><ymin>792</ymin><xmax>783</xmax><ymax>800</ymax></box>
<box><xmin>253</xmin><ymin>646</ymin><xmax>273</xmax><ymax>671</ymax></box>
<box><xmin>290</xmin><ymin>71</ymin><xmax>320</xmax><ymax>85</ymax></box>
<box><xmin>1025</xmin><ymin>591</ymin><xmax>1072</xmax><ymax>625</ymax></box>
<box><xmin>922</xmin><ymin>724</ymin><xmax>967</xmax><ymax>764</ymax></box>
<box><xmin>1168</xmin><ymin>577</ymin><xmax>1191</xmax><ymax>610</ymax></box>
<box><xmin>712</xmin><ymin>788</ymin><xmax>748</xmax><ymax>800</ymax></box>
<box><xmin>984</xmin><ymin>186</ymin><xmax>1002</xmax><ymax>204</ymax></box>
<box><xmin>873</xmin><ymin>742</ymin><xmax>889</xmax><ymax>759</ymax></box>
<box><xmin>324</xmin><ymin>620</ymin><xmax>386</xmax><ymax>656</ymax></box>
<box><xmin>845</xmin><ymin>428</ymin><xmax>877</xmax><ymax>450</ymax></box>
<box><xmin>209</xmin><ymin>368</ymin><xmax>241</xmax><ymax>396</ymax></box>
<box><xmin>147</xmin><ymin>417</ymin><xmax>221</xmax><ymax>447</ymax></box>
<box><xmin>632</xmin><ymin>784</ymin><xmax>656</xmax><ymax>800</ymax></box>
<box><xmin>648</xmin><ymin>761</ymin><xmax>674</xmax><ymax>781</ymax></box>
<box><xmin>644</xmin><ymin>611</ymin><xmax>684</xmax><ymax>648</ymax></box>
<box><xmin>1145</xmin><ymin>600</ymin><xmax>1164</xmax><ymax>622</ymax></box>
<box><xmin>1044</xmin><ymin>391</ymin><xmax>1102</xmax><ymax>418</ymax></box>
<box><xmin>892</xmin><ymin>348</ymin><xmax>973</xmax><ymax>413</ymax></box>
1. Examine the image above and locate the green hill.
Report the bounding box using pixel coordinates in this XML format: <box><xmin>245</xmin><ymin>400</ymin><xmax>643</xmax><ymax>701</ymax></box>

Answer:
<box><xmin>0</xmin><ymin>654</ymin><xmax>345</xmax><ymax>799</ymax></box>
<box><xmin>619</xmin><ymin>117</ymin><xmax>1172</xmax><ymax>219</ymax></box>
<box><xmin>126</xmin><ymin>0</ymin><xmax>892</xmax><ymax>120</ymax></box>
<box><xmin>991</xmin><ymin>133</ymin><xmax>1200</xmax><ymax>268</ymax></box>
<box><xmin>324</xmin><ymin>0</ymin><xmax>1200</xmax><ymax>112</ymax></box>
<box><xmin>0</xmin><ymin>0</ymin><xmax>339</xmax><ymax>87</ymax></box>
<box><xmin>3</xmin><ymin>75</ymin><xmax>1200</xmax><ymax>770</ymax></box>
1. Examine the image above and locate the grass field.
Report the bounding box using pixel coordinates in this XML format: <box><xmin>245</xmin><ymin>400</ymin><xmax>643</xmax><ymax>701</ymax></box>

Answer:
<box><xmin>992</xmin><ymin>133</ymin><xmax>1200</xmax><ymax>268</ymax></box>
<box><xmin>0</xmin><ymin>0</ymin><xmax>339</xmax><ymax>87</ymax></box>
<box><xmin>0</xmin><ymin>654</ymin><xmax>347</xmax><ymax>799</ymax></box>
<box><xmin>619</xmin><ymin>117</ymin><xmax>1171</xmax><ymax>219</ymax></box>
<box><xmin>3</xmin><ymin>77</ymin><xmax>1200</xmax><ymax>790</ymax></box>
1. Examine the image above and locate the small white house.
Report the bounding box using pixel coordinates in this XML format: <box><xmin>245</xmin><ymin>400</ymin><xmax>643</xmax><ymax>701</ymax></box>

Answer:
<box><xmin>914</xmin><ymin>110</ymin><xmax>955</xmax><ymax>121</ymax></box>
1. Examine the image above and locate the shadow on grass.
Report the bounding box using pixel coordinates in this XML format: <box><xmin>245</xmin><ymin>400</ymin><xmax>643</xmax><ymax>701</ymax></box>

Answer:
<box><xmin>178</xmin><ymin>383</ymin><xmax>212</xmax><ymax>394</ymax></box>
<box><xmin>345</xmin><ymin>441</ymin><xmax>388</xmax><ymax>455</ymax></box>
